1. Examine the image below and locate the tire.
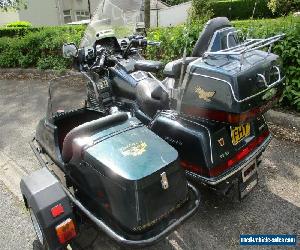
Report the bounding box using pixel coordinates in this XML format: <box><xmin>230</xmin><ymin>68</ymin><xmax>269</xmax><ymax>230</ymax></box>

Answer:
<box><xmin>29</xmin><ymin>208</ymin><xmax>49</xmax><ymax>250</ymax></box>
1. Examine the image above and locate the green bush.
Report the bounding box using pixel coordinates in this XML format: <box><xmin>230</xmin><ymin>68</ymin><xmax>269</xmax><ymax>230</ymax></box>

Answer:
<box><xmin>0</xmin><ymin>25</ymin><xmax>85</xmax><ymax>70</ymax></box>
<box><xmin>6</xmin><ymin>21</ymin><xmax>32</xmax><ymax>28</ymax></box>
<box><xmin>147</xmin><ymin>16</ymin><xmax>300</xmax><ymax>111</ymax></box>
<box><xmin>267</xmin><ymin>0</ymin><xmax>300</xmax><ymax>15</ymax></box>
<box><xmin>0</xmin><ymin>27</ymin><xmax>40</xmax><ymax>37</ymax></box>
<box><xmin>212</xmin><ymin>0</ymin><xmax>275</xmax><ymax>20</ymax></box>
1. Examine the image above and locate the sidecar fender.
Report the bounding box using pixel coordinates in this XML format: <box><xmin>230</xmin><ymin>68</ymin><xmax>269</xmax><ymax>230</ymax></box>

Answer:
<box><xmin>20</xmin><ymin>168</ymin><xmax>75</xmax><ymax>250</ymax></box>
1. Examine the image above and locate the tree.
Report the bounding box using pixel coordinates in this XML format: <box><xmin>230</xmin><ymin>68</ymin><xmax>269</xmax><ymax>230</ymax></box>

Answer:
<box><xmin>267</xmin><ymin>0</ymin><xmax>299</xmax><ymax>15</ymax></box>
<box><xmin>144</xmin><ymin>0</ymin><xmax>151</xmax><ymax>29</ymax></box>
<box><xmin>190</xmin><ymin>0</ymin><xmax>215</xmax><ymax>21</ymax></box>
<box><xmin>0</xmin><ymin>0</ymin><xmax>25</xmax><ymax>10</ymax></box>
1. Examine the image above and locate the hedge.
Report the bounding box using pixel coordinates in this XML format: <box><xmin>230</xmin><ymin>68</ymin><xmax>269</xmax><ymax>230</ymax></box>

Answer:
<box><xmin>0</xmin><ymin>26</ymin><xmax>85</xmax><ymax>70</ymax></box>
<box><xmin>0</xmin><ymin>16</ymin><xmax>299</xmax><ymax>110</ymax></box>
<box><xmin>212</xmin><ymin>0</ymin><xmax>275</xmax><ymax>20</ymax></box>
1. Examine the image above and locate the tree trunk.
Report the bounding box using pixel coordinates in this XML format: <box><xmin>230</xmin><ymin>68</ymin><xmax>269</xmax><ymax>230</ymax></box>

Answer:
<box><xmin>144</xmin><ymin>0</ymin><xmax>151</xmax><ymax>29</ymax></box>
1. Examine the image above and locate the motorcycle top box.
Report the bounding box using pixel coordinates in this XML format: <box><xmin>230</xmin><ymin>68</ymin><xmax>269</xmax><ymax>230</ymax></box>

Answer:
<box><xmin>20</xmin><ymin>54</ymin><xmax>199</xmax><ymax>250</ymax></box>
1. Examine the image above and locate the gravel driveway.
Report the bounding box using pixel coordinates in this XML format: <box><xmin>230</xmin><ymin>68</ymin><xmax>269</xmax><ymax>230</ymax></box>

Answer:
<box><xmin>0</xmin><ymin>79</ymin><xmax>299</xmax><ymax>250</ymax></box>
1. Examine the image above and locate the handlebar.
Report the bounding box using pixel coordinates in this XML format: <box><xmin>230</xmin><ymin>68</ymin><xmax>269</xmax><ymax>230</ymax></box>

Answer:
<box><xmin>147</xmin><ymin>41</ymin><xmax>161</xmax><ymax>47</ymax></box>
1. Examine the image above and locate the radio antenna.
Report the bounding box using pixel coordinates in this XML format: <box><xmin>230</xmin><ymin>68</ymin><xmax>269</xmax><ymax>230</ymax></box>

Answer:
<box><xmin>176</xmin><ymin>18</ymin><xmax>191</xmax><ymax>111</ymax></box>
<box><xmin>247</xmin><ymin>0</ymin><xmax>258</xmax><ymax>38</ymax></box>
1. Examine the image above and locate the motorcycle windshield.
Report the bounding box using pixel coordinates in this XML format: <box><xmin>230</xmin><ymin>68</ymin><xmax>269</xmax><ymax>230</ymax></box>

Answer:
<box><xmin>80</xmin><ymin>0</ymin><xmax>143</xmax><ymax>48</ymax></box>
<box><xmin>47</xmin><ymin>73</ymin><xmax>87</xmax><ymax>121</ymax></box>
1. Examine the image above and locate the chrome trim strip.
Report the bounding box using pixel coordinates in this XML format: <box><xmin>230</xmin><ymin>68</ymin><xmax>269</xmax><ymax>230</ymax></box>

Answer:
<box><xmin>190</xmin><ymin>72</ymin><xmax>285</xmax><ymax>103</ymax></box>
<box><xmin>186</xmin><ymin>134</ymin><xmax>272</xmax><ymax>185</ymax></box>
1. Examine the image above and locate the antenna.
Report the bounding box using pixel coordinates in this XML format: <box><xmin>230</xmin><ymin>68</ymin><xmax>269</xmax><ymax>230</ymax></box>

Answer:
<box><xmin>176</xmin><ymin>18</ymin><xmax>191</xmax><ymax>111</ymax></box>
<box><xmin>246</xmin><ymin>0</ymin><xmax>258</xmax><ymax>39</ymax></box>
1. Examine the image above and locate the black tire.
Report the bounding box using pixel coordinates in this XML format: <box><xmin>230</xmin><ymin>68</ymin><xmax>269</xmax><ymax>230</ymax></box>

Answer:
<box><xmin>29</xmin><ymin>208</ymin><xmax>50</xmax><ymax>250</ymax></box>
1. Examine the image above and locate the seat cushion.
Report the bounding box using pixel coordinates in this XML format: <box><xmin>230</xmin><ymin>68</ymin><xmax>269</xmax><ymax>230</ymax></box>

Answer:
<box><xmin>134</xmin><ymin>60</ymin><xmax>163</xmax><ymax>73</ymax></box>
<box><xmin>163</xmin><ymin>57</ymin><xmax>197</xmax><ymax>78</ymax></box>
<box><xmin>62</xmin><ymin>113</ymin><xmax>128</xmax><ymax>163</ymax></box>
<box><xmin>136</xmin><ymin>78</ymin><xmax>169</xmax><ymax>118</ymax></box>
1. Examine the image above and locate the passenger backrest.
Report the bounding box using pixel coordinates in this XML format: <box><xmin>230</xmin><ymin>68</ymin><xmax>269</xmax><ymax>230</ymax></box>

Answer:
<box><xmin>192</xmin><ymin>17</ymin><xmax>231</xmax><ymax>57</ymax></box>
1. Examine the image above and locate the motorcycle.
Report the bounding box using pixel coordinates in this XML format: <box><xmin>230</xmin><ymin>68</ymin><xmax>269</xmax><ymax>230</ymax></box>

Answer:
<box><xmin>19</xmin><ymin>1</ymin><xmax>200</xmax><ymax>249</ymax></box>
<box><xmin>65</xmin><ymin>0</ymin><xmax>284</xmax><ymax>201</ymax></box>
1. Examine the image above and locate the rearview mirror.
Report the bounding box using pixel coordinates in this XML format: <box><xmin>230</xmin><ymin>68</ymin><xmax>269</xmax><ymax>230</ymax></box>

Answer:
<box><xmin>63</xmin><ymin>43</ymin><xmax>78</xmax><ymax>58</ymax></box>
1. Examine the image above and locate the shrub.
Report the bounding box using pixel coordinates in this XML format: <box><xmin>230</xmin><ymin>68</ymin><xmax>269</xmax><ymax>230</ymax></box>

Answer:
<box><xmin>6</xmin><ymin>21</ymin><xmax>32</xmax><ymax>28</ymax></box>
<box><xmin>267</xmin><ymin>0</ymin><xmax>300</xmax><ymax>15</ymax></box>
<box><xmin>0</xmin><ymin>25</ymin><xmax>85</xmax><ymax>70</ymax></box>
<box><xmin>191</xmin><ymin>0</ymin><xmax>214</xmax><ymax>21</ymax></box>
<box><xmin>212</xmin><ymin>0</ymin><xmax>274</xmax><ymax>20</ymax></box>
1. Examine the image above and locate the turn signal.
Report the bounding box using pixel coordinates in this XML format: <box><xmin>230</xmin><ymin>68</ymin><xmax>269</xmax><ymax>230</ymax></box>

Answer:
<box><xmin>55</xmin><ymin>218</ymin><xmax>76</xmax><ymax>244</ymax></box>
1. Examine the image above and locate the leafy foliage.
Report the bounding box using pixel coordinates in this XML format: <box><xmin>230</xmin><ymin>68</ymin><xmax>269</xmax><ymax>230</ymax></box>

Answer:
<box><xmin>162</xmin><ymin>0</ymin><xmax>189</xmax><ymax>5</ymax></box>
<box><xmin>5</xmin><ymin>21</ymin><xmax>32</xmax><ymax>28</ymax></box>
<box><xmin>0</xmin><ymin>25</ymin><xmax>85</xmax><ymax>70</ymax></box>
<box><xmin>0</xmin><ymin>0</ymin><xmax>26</xmax><ymax>10</ymax></box>
<box><xmin>191</xmin><ymin>0</ymin><xmax>214</xmax><ymax>21</ymax></box>
<box><xmin>267</xmin><ymin>0</ymin><xmax>300</xmax><ymax>15</ymax></box>
<box><xmin>212</xmin><ymin>0</ymin><xmax>274</xmax><ymax>20</ymax></box>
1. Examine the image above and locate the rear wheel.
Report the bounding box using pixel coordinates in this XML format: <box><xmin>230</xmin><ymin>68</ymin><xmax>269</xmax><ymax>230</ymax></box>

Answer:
<box><xmin>29</xmin><ymin>208</ymin><xmax>49</xmax><ymax>250</ymax></box>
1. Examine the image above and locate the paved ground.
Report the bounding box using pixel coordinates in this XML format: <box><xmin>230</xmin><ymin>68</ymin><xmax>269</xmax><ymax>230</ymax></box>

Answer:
<box><xmin>0</xmin><ymin>79</ymin><xmax>299</xmax><ymax>250</ymax></box>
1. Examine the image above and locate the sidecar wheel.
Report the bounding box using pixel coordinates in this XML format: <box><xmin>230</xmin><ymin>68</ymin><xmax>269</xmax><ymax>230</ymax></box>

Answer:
<box><xmin>29</xmin><ymin>208</ymin><xmax>49</xmax><ymax>250</ymax></box>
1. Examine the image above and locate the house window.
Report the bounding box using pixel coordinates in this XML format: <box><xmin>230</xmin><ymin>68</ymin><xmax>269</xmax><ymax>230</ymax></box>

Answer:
<box><xmin>63</xmin><ymin>10</ymin><xmax>72</xmax><ymax>24</ymax></box>
<box><xmin>75</xmin><ymin>10</ymin><xmax>90</xmax><ymax>21</ymax></box>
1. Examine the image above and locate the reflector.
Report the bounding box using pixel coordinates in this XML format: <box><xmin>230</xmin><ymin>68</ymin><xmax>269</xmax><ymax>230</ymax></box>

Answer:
<box><xmin>55</xmin><ymin>218</ymin><xmax>76</xmax><ymax>244</ymax></box>
<box><xmin>51</xmin><ymin>204</ymin><xmax>64</xmax><ymax>218</ymax></box>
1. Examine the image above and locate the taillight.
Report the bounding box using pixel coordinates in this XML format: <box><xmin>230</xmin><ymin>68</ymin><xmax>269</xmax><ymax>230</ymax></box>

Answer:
<box><xmin>181</xmin><ymin>94</ymin><xmax>280</xmax><ymax>124</ymax></box>
<box><xmin>180</xmin><ymin>130</ymin><xmax>270</xmax><ymax>178</ymax></box>
<box><xmin>51</xmin><ymin>204</ymin><xmax>64</xmax><ymax>218</ymax></box>
<box><xmin>55</xmin><ymin>218</ymin><xmax>77</xmax><ymax>244</ymax></box>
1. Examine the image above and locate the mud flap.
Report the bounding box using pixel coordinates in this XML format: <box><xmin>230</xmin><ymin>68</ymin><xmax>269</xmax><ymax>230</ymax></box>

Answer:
<box><xmin>20</xmin><ymin>168</ymin><xmax>75</xmax><ymax>250</ymax></box>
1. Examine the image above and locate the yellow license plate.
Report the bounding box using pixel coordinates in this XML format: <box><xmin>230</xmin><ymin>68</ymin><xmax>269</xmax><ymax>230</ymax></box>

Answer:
<box><xmin>231</xmin><ymin>123</ymin><xmax>251</xmax><ymax>145</ymax></box>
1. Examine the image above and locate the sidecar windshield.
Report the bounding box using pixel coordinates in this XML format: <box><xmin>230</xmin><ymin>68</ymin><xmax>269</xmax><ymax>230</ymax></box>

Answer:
<box><xmin>46</xmin><ymin>73</ymin><xmax>87</xmax><ymax>121</ymax></box>
<box><xmin>80</xmin><ymin>0</ymin><xmax>143</xmax><ymax>48</ymax></box>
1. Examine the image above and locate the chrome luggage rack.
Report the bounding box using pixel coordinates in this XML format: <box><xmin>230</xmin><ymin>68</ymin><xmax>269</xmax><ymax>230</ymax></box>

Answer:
<box><xmin>204</xmin><ymin>28</ymin><xmax>285</xmax><ymax>58</ymax></box>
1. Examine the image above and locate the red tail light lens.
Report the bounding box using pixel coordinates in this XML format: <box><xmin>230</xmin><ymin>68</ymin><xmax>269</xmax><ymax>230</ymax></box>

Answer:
<box><xmin>180</xmin><ymin>130</ymin><xmax>270</xmax><ymax>178</ymax></box>
<box><xmin>55</xmin><ymin>218</ymin><xmax>77</xmax><ymax>244</ymax></box>
<box><xmin>181</xmin><ymin>95</ymin><xmax>280</xmax><ymax>124</ymax></box>
<box><xmin>51</xmin><ymin>204</ymin><xmax>64</xmax><ymax>218</ymax></box>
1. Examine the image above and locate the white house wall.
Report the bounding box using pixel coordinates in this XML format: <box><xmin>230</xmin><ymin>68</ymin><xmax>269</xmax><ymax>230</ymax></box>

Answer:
<box><xmin>156</xmin><ymin>1</ymin><xmax>191</xmax><ymax>27</ymax></box>
<box><xmin>18</xmin><ymin>0</ymin><xmax>60</xmax><ymax>26</ymax></box>
<box><xmin>0</xmin><ymin>11</ymin><xmax>20</xmax><ymax>26</ymax></box>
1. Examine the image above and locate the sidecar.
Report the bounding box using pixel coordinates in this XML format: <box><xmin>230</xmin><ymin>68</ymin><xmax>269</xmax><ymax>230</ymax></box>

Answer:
<box><xmin>20</xmin><ymin>74</ymin><xmax>199</xmax><ymax>250</ymax></box>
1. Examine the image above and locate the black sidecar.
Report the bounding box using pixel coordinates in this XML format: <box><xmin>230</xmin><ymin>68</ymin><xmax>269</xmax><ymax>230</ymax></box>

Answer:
<box><xmin>20</xmin><ymin>74</ymin><xmax>199</xmax><ymax>250</ymax></box>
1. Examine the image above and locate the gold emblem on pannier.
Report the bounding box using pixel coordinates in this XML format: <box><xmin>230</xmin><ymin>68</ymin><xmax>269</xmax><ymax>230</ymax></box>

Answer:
<box><xmin>121</xmin><ymin>141</ymin><xmax>147</xmax><ymax>157</ymax></box>
<box><xmin>160</xmin><ymin>172</ymin><xmax>169</xmax><ymax>190</ymax></box>
<box><xmin>195</xmin><ymin>87</ymin><xmax>215</xmax><ymax>102</ymax></box>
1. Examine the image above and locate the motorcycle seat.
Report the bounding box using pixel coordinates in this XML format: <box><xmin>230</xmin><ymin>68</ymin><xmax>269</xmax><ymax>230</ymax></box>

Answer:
<box><xmin>134</xmin><ymin>60</ymin><xmax>164</xmax><ymax>73</ymax></box>
<box><xmin>62</xmin><ymin>113</ymin><xmax>128</xmax><ymax>163</ymax></box>
<box><xmin>163</xmin><ymin>57</ymin><xmax>197</xmax><ymax>79</ymax></box>
<box><xmin>136</xmin><ymin>78</ymin><xmax>169</xmax><ymax>117</ymax></box>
